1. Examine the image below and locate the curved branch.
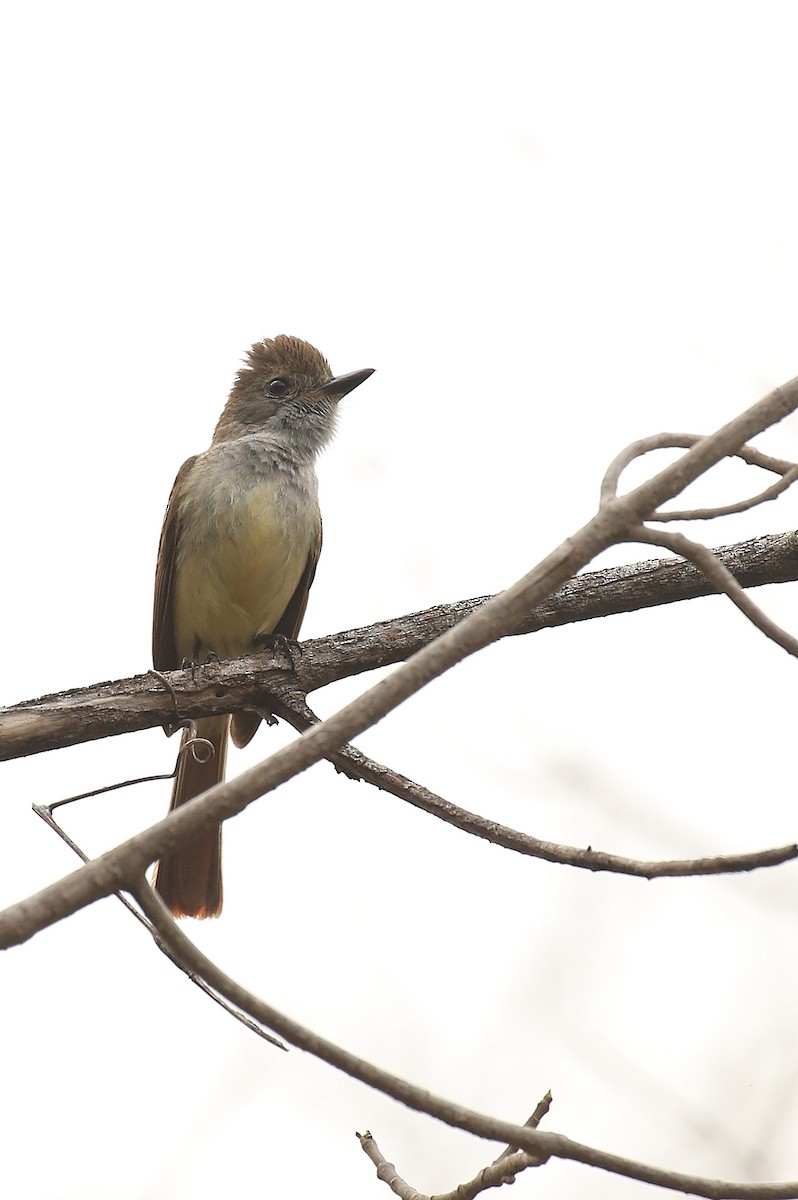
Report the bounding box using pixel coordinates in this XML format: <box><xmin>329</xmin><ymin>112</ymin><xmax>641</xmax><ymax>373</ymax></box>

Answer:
<box><xmin>600</xmin><ymin>431</ymin><xmax>798</xmax><ymax>508</ymax></box>
<box><xmin>632</xmin><ymin>527</ymin><xmax>798</xmax><ymax>661</ymax></box>
<box><xmin>275</xmin><ymin>692</ymin><xmax>797</xmax><ymax>879</ymax></box>
<box><xmin>654</xmin><ymin>465</ymin><xmax>798</xmax><ymax>522</ymax></box>
<box><xmin>129</xmin><ymin>882</ymin><xmax>798</xmax><ymax>1200</ymax></box>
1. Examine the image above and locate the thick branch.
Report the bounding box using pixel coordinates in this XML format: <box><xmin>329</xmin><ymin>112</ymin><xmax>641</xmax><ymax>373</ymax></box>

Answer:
<box><xmin>2</xmin><ymin>530</ymin><xmax>797</xmax><ymax>763</ymax></box>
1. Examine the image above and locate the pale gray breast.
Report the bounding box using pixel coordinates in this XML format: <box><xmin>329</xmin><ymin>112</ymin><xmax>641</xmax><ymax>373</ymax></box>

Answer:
<box><xmin>177</xmin><ymin>436</ymin><xmax>320</xmax><ymax>559</ymax></box>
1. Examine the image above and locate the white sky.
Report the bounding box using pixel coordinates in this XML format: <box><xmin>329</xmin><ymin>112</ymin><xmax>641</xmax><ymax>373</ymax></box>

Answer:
<box><xmin>2</xmin><ymin>3</ymin><xmax>798</xmax><ymax>1197</ymax></box>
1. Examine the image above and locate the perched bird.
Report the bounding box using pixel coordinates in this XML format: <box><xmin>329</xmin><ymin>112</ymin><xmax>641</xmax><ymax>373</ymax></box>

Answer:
<box><xmin>151</xmin><ymin>335</ymin><xmax>374</xmax><ymax>917</ymax></box>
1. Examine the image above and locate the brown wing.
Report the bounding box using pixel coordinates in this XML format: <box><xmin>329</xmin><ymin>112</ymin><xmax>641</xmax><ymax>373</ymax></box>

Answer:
<box><xmin>273</xmin><ymin>516</ymin><xmax>323</xmax><ymax>639</ymax></box>
<box><xmin>152</xmin><ymin>456</ymin><xmax>197</xmax><ymax>671</ymax></box>
<box><xmin>230</xmin><ymin>519</ymin><xmax>323</xmax><ymax>748</ymax></box>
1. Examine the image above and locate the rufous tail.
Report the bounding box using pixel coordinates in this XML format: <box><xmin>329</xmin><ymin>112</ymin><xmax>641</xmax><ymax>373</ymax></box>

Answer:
<box><xmin>152</xmin><ymin>715</ymin><xmax>229</xmax><ymax>918</ymax></box>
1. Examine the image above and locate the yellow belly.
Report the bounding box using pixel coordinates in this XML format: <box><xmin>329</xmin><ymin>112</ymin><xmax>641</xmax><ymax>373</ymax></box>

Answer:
<box><xmin>172</xmin><ymin>481</ymin><xmax>312</xmax><ymax>663</ymax></box>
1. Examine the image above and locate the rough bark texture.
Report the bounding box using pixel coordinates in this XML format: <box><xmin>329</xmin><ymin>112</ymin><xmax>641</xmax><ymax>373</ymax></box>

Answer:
<box><xmin>2</xmin><ymin>531</ymin><xmax>797</xmax><ymax>762</ymax></box>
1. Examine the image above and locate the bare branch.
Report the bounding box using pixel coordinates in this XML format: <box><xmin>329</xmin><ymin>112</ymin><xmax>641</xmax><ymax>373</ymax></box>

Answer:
<box><xmin>655</xmin><ymin>465</ymin><xmax>798</xmax><ymax>522</ymax></box>
<box><xmin>124</xmin><ymin>883</ymin><xmax>798</xmax><ymax>1199</ymax></box>
<box><xmin>275</xmin><ymin>693</ymin><xmax>797</xmax><ymax>879</ymax></box>
<box><xmin>600</xmin><ymin>431</ymin><xmax>798</xmax><ymax>513</ymax></box>
<box><xmin>631</xmin><ymin>527</ymin><xmax>798</xmax><ymax>661</ymax></box>
<box><xmin>33</xmin><ymin>804</ymin><xmax>287</xmax><ymax>1048</ymax></box>
<box><xmin>357</xmin><ymin>1128</ymin><xmax>545</xmax><ymax>1199</ymax></box>
<box><xmin>3</xmin><ymin>529</ymin><xmax>798</xmax><ymax>762</ymax></box>
<box><xmin>494</xmin><ymin>1092</ymin><xmax>553</xmax><ymax>1159</ymax></box>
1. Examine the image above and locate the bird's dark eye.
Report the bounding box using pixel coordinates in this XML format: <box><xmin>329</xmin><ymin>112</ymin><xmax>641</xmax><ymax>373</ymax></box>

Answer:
<box><xmin>267</xmin><ymin>377</ymin><xmax>289</xmax><ymax>397</ymax></box>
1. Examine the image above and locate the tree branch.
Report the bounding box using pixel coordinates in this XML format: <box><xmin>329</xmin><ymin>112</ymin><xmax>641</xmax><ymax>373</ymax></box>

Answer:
<box><xmin>126</xmin><ymin>882</ymin><xmax>798</xmax><ymax>1199</ymax></box>
<box><xmin>275</xmin><ymin>693</ymin><xmax>797</xmax><ymax>879</ymax></box>
<box><xmin>356</xmin><ymin>1095</ymin><xmax>554</xmax><ymax>1199</ymax></box>
<box><xmin>3</xmin><ymin>528</ymin><xmax>798</xmax><ymax>762</ymax></box>
<box><xmin>357</xmin><ymin>1130</ymin><xmax>544</xmax><ymax>1199</ymax></box>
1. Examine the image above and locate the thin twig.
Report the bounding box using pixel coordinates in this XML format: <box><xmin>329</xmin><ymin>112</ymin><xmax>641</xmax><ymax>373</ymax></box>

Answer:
<box><xmin>357</xmin><ymin>1126</ymin><xmax>546</xmax><ymax>1200</ymax></box>
<box><xmin>631</xmin><ymin>527</ymin><xmax>798</xmax><ymax>661</ymax></box>
<box><xmin>494</xmin><ymin>1092</ymin><xmax>552</xmax><ymax>1160</ymax></box>
<box><xmin>654</xmin><ymin>465</ymin><xmax>798</xmax><ymax>521</ymax></box>
<box><xmin>33</xmin><ymin>804</ymin><xmax>285</xmax><ymax>1049</ymax></box>
<box><xmin>274</xmin><ymin>692</ymin><xmax>797</xmax><ymax>879</ymax></box>
<box><xmin>47</xmin><ymin>771</ymin><xmax>176</xmax><ymax>813</ymax></box>
<box><xmin>600</xmin><ymin>431</ymin><xmax>798</xmax><ymax>507</ymax></box>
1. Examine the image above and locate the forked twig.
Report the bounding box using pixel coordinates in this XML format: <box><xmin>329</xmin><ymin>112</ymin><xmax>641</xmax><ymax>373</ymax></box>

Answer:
<box><xmin>356</xmin><ymin>1093</ymin><xmax>554</xmax><ymax>1200</ymax></box>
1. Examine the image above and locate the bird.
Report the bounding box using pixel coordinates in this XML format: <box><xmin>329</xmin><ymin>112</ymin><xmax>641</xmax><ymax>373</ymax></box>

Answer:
<box><xmin>151</xmin><ymin>334</ymin><xmax>374</xmax><ymax>917</ymax></box>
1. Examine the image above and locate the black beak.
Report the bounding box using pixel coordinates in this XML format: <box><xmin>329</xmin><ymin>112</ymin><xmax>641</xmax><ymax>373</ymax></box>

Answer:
<box><xmin>321</xmin><ymin>367</ymin><xmax>375</xmax><ymax>399</ymax></box>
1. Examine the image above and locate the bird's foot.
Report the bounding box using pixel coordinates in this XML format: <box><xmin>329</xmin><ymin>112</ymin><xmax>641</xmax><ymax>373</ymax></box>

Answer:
<box><xmin>253</xmin><ymin>632</ymin><xmax>300</xmax><ymax>671</ymax></box>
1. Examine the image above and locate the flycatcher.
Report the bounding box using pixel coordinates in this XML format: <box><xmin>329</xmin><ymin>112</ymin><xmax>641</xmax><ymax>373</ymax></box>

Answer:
<box><xmin>151</xmin><ymin>334</ymin><xmax>374</xmax><ymax>918</ymax></box>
